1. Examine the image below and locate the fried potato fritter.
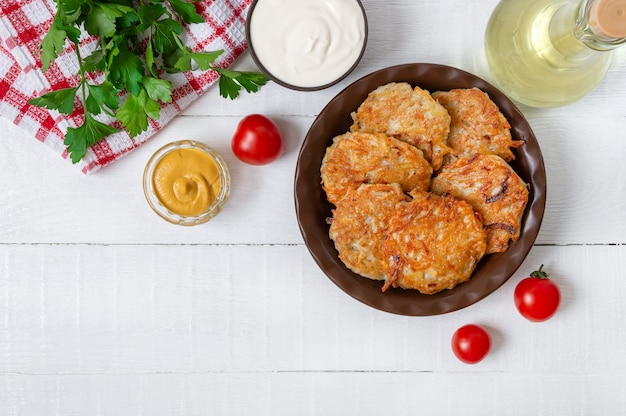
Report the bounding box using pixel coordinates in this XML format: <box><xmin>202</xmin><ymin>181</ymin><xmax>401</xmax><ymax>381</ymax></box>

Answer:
<box><xmin>320</xmin><ymin>131</ymin><xmax>432</xmax><ymax>206</ymax></box>
<box><xmin>430</xmin><ymin>153</ymin><xmax>529</xmax><ymax>254</ymax></box>
<box><xmin>319</xmin><ymin>83</ymin><xmax>530</xmax><ymax>295</ymax></box>
<box><xmin>381</xmin><ymin>191</ymin><xmax>487</xmax><ymax>294</ymax></box>
<box><xmin>432</xmin><ymin>88</ymin><xmax>524</xmax><ymax>162</ymax></box>
<box><xmin>350</xmin><ymin>82</ymin><xmax>452</xmax><ymax>170</ymax></box>
<box><xmin>328</xmin><ymin>183</ymin><xmax>410</xmax><ymax>281</ymax></box>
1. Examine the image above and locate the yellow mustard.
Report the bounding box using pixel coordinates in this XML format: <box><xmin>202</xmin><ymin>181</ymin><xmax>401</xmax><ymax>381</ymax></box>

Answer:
<box><xmin>152</xmin><ymin>148</ymin><xmax>221</xmax><ymax>217</ymax></box>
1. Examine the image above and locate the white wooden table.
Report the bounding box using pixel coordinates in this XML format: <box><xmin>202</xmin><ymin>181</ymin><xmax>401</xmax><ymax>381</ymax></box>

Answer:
<box><xmin>2</xmin><ymin>0</ymin><xmax>626</xmax><ymax>414</ymax></box>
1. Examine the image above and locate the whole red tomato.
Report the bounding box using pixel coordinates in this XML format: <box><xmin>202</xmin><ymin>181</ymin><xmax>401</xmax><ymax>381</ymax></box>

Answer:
<box><xmin>231</xmin><ymin>114</ymin><xmax>284</xmax><ymax>165</ymax></box>
<box><xmin>451</xmin><ymin>324</ymin><xmax>491</xmax><ymax>364</ymax></box>
<box><xmin>514</xmin><ymin>264</ymin><xmax>560</xmax><ymax>322</ymax></box>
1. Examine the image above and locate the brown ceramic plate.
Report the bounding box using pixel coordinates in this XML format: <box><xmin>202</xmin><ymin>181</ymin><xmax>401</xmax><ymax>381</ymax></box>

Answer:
<box><xmin>294</xmin><ymin>63</ymin><xmax>546</xmax><ymax>316</ymax></box>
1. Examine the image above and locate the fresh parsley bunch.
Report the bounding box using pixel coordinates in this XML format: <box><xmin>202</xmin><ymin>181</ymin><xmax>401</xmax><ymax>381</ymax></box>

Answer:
<box><xmin>29</xmin><ymin>0</ymin><xmax>268</xmax><ymax>163</ymax></box>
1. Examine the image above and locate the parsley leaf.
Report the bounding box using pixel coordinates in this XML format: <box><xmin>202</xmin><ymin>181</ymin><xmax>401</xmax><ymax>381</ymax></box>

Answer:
<box><xmin>86</xmin><ymin>81</ymin><xmax>120</xmax><ymax>115</ymax></box>
<box><xmin>57</xmin><ymin>0</ymin><xmax>84</xmax><ymax>23</ymax></box>
<box><xmin>215</xmin><ymin>68</ymin><xmax>269</xmax><ymax>99</ymax></box>
<box><xmin>116</xmin><ymin>89</ymin><xmax>161</xmax><ymax>137</ymax></box>
<box><xmin>169</xmin><ymin>0</ymin><xmax>205</xmax><ymax>24</ymax></box>
<box><xmin>64</xmin><ymin>114</ymin><xmax>120</xmax><ymax>164</ymax></box>
<box><xmin>83</xmin><ymin>49</ymin><xmax>105</xmax><ymax>73</ymax></box>
<box><xmin>142</xmin><ymin>77</ymin><xmax>173</xmax><ymax>103</ymax></box>
<box><xmin>85</xmin><ymin>3</ymin><xmax>134</xmax><ymax>39</ymax></box>
<box><xmin>234</xmin><ymin>71</ymin><xmax>270</xmax><ymax>94</ymax></box>
<box><xmin>189</xmin><ymin>50</ymin><xmax>223</xmax><ymax>70</ymax></box>
<box><xmin>138</xmin><ymin>4</ymin><xmax>183</xmax><ymax>54</ymax></box>
<box><xmin>107</xmin><ymin>42</ymin><xmax>144</xmax><ymax>96</ymax></box>
<box><xmin>40</xmin><ymin>18</ymin><xmax>81</xmax><ymax>70</ymax></box>
<box><xmin>28</xmin><ymin>87</ymin><xmax>78</xmax><ymax>115</ymax></box>
<box><xmin>153</xmin><ymin>18</ymin><xmax>184</xmax><ymax>54</ymax></box>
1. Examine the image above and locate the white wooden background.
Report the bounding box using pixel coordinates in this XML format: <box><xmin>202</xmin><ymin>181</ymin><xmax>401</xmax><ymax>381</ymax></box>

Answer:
<box><xmin>2</xmin><ymin>0</ymin><xmax>626</xmax><ymax>414</ymax></box>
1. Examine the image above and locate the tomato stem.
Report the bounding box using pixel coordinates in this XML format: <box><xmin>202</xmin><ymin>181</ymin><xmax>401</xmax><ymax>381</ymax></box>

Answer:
<box><xmin>530</xmin><ymin>264</ymin><xmax>549</xmax><ymax>279</ymax></box>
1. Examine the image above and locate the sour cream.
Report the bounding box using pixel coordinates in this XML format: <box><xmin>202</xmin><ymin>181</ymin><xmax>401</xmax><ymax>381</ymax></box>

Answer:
<box><xmin>248</xmin><ymin>0</ymin><xmax>367</xmax><ymax>89</ymax></box>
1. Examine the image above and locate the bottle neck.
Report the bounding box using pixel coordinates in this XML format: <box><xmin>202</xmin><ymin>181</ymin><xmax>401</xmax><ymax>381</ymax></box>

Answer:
<box><xmin>575</xmin><ymin>0</ymin><xmax>626</xmax><ymax>51</ymax></box>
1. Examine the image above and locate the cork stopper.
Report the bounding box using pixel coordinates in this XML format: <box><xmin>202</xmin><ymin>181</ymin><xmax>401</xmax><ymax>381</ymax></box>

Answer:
<box><xmin>589</xmin><ymin>0</ymin><xmax>626</xmax><ymax>38</ymax></box>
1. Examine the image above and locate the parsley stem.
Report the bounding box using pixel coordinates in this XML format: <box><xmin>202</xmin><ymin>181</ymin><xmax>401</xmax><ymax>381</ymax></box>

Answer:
<box><xmin>70</xmin><ymin>39</ymin><xmax>90</xmax><ymax>121</ymax></box>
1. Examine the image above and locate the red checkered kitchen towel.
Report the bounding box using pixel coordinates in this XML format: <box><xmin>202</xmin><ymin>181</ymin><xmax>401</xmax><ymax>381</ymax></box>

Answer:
<box><xmin>0</xmin><ymin>0</ymin><xmax>251</xmax><ymax>174</ymax></box>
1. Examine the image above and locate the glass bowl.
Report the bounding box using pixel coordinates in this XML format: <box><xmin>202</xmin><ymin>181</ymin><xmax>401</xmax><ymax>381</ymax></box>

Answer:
<box><xmin>143</xmin><ymin>140</ymin><xmax>230</xmax><ymax>226</ymax></box>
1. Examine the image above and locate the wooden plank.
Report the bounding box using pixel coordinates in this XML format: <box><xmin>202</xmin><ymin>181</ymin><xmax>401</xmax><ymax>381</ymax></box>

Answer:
<box><xmin>0</xmin><ymin>372</ymin><xmax>623</xmax><ymax>415</ymax></box>
<box><xmin>1</xmin><ymin>245</ymin><xmax>624</xmax><ymax>374</ymax></box>
<box><xmin>2</xmin><ymin>109</ymin><xmax>626</xmax><ymax>245</ymax></box>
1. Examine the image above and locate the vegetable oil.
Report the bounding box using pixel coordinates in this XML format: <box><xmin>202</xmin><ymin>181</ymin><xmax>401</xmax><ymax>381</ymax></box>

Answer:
<box><xmin>485</xmin><ymin>0</ymin><xmax>626</xmax><ymax>107</ymax></box>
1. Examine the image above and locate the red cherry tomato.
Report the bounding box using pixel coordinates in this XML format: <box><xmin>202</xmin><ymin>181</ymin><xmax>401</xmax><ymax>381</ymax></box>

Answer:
<box><xmin>231</xmin><ymin>114</ymin><xmax>284</xmax><ymax>165</ymax></box>
<box><xmin>451</xmin><ymin>324</ymin><xmax>491</xmax><ymax>364</ymax></box>
<box><xmin>514</xmin><ymin>264</ymin><xmax>560</xmax><ymax>322</ymax></box>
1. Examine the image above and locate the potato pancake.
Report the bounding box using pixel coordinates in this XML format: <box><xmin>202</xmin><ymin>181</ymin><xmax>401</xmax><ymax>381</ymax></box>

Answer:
<box><xmin>382</xmin><ymin>190</ymin><xmax>487</xmax><ymax>294</ymax></box>
<box><xmin>328</xmin><ymin>183</ymin><xmax>409</xmax><ymax>281</ymax></box>
<box><xmin>320</xmin><ymin>131</ymin><xmax>432</xmax><ymax>206</ymax></box>
<box><xmin>430</xmin><ymin>153</ymin><xmax>529</xmax><ymax>254</ymax></box>
<box><xmin>432</xmin><ymin>88</ymin><xmax>524</xmax><ymax>162</ymax></box>
<box><xmin>350</xmin><ymin>82</ymin><xmax>452</xmax><ymax>170</ymax></box>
